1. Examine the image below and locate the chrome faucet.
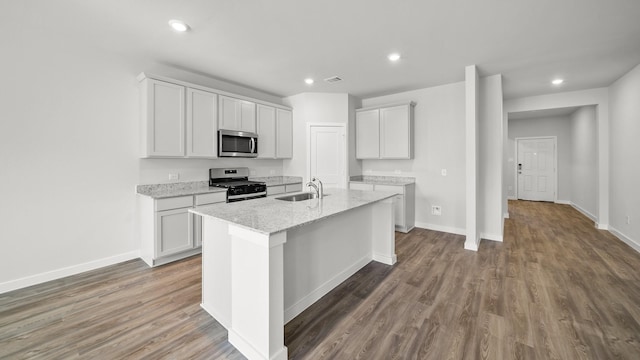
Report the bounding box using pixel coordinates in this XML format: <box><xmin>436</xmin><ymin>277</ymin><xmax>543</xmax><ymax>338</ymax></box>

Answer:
<box><xmin>306</xmin><ymin>181</ymin><xmax>320</xmax><ymax>198</ymax></box>
<box><xmin>311</xmin><ymin>177</ymin><xmax>323</xmax><ymax>199</ymax></box>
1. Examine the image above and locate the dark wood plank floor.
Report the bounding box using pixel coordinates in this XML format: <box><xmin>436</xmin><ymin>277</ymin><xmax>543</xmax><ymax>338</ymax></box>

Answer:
<box><xmin>2</xmin><ymin>200</ymin><xmax>639</xmax><ymax>359</ymax></box>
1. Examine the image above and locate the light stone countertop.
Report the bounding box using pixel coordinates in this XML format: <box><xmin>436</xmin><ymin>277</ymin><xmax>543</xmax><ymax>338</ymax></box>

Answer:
<box><xmin>136</xmin><ymin>181</ymin><xmax>227</xmax><ymax>199</ymax></box>
<box><xmin>350</xmin><ymin>175</ymin><xmax>415</xmax><ymax>186</ymax></box>
<box><xmin>190</xmin><ymin>188</ymin><xmax>396</xmax><ymax>235</ymax></box>
<box><xmin>249</xmin><ymin>176</ymin><xmax>303</xmax><ymax>186</ymax></box>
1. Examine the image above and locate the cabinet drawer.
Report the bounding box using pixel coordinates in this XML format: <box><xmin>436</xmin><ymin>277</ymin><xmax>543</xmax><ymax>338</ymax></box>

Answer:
<box><xmin>285</xmin><ymin>183</ymin><xmax>303</xmax><ymax>193</ymax></box>
<box><xmin>349</xmin><ymin>182</ymin><xmax>374</xmax><ymax>191</ymax></box>
<box><xmin>375</xmin><ymin>184</ymin><xmax>404</xmax><ymax>195</ymax></box>
<box><xmin>155</xmin><ymin>196</ymin><xmax>194</xmax><ymax>211</ymax></box>
<box><xmin>267</xmin><ymin>185</ymin><xmax>285</xmax><ymax>196</ymax></box>
<box><xmin>195</xmin><ymin>192</ymin><xmax>227</xmax><ymax>205</ymax></box>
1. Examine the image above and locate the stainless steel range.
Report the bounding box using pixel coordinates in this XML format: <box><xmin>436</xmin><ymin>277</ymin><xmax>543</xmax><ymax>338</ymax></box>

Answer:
<box><xmin>209</xmin><ymin>167</ymin><xmax>267</xmax><ymax>202</ymax></box>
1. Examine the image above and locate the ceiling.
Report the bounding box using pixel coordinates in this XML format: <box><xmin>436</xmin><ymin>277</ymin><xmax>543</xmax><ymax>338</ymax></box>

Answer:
<box><xmin>6</xmin><ymin>0</ymin><xmax>640</xmax><ymax>99</ymax></box>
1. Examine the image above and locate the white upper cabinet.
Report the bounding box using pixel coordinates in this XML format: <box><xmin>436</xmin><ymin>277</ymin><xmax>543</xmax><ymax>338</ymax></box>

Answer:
<box><xmin>140</xmin><ymin>78</ymin><xmax>185</xmax><ymax>157</ymax></box>
<box><xmin>276</xmin><ymin>109</ymin><xmax>293</xmax><ymax>158</ymax></box>
<box><xmin>186</xmin><ymin>88</ymin><xmax>218</xmax><ymax>158</ymax></box>
<box><xmin>380</xmin><ymin>104</ymin><xmax>412</xmax><ymax>159</ymax></box>
<box><xmin>138</xmin><ymin>73</ymin><xmax>291</xmax><ymax>159</ymax></box>
<box><xmin>256</xmin><ymin>106</ymin><xmax>292</xmax><ymax>159</ymax></box>
<box><xmin>355</xmin><ymin>102</ymin><xmax>415</xmax><ymax>160</ymax></box>
<box><xmin>219</xmin><ymin>95</ymin><xmax>257</xmax><ymax>133</ymax></box>
<box><xmin>257</xmin><ymin>104</ymin><xmax>276</xmax><ymax>158</ymax></box>
<box><xmin>355</xmin><ymin>109</ymin><xmax>380</xmax><ymax>159</ymax></box>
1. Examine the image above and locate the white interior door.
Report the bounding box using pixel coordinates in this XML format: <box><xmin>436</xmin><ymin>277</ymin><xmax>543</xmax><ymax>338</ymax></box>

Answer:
<box><xmin>309</xmin><ymin>124</ymin><xmax>346</xmax><ymax>189</ymax></box>
<box><xmin>517</xmin><ymin>137</ymin><xmax>556</xmax><ymax>202</ymax></box>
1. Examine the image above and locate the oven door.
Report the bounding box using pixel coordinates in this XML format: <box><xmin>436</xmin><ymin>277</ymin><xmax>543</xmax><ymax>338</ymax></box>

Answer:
<box><xmin>218</xmin><ymin>130</ymin><xmax>258</xmax><ymax>157</ymax></box>
<box><xmin>227</xmin><ymin>192</ymin><xmax>267</xmax><ymax>202</ymax></box>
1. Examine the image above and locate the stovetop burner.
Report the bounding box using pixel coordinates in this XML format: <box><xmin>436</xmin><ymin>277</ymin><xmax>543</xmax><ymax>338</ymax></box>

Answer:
<box><xmin>208</xmin><ymin>167</ymin><xmax>267</xmax><ymax>202</ymax></box>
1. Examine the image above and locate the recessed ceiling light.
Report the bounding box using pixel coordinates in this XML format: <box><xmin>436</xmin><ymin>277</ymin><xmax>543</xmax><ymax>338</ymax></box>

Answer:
<box><xmin>168</xmin><ymin>20</ymin><xmax>190</xmax><ymax>32</ymax></box>
<box><xmin>388</xmin><ymin>53</ymin><xmax>401</xmax><ymax>62</ymax></box>
<box><xmin>304</xmin><ymin>78</ymin><xmax>314</xmax><ymax>85</ymax></box>
<box><xmin>552</xmin><ymin>79</ymin><xmax>564</xmax><ymax>85</ymax></box>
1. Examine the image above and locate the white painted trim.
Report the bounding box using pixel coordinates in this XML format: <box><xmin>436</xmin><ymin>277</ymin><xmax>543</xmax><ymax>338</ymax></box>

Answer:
<box><xmin>228</xmin><ymin>330</ymin><xmax>288</xmax><ymax>360</ymax></box>
<box><xmin>414</xmin><ymin>222</ymin><xmax>465</xmax><ymax>236</ymax></box>
<box><xmin>464</xmin><ymin>237</ymin><xmax>480</xmax><ymax>251</ymax></box>
<box><xmin>480</xmin><ymin>232</ymin><xmax>503</xmax><ymax>242</ymax></box>
<box><xmin>609</xmin><ymin>227</ymin><xmax>640</xmax><ymax>254</ymax></box>
<box><xmin>596</xmin><ymin>223</ymin><xmax>609</xmax><ymax>230</ymax></box>
<box><xmin>283</xmin><ymin>255</ymin><xmax>370</xmax><ymax>324</ymax></box>
<box><xmin>555</xmin><ymin>200</ymin><xmax>571</xmax><ymax>205</ymax></box>
<box><xmin>503</xmin><ymin>212</ymin><xmax>510</xmax><ymax>219</ymax></box>
<box><xmin>0</xmin><ymin>251</ymin><xmax>140</xmax><ymax>294</ymax></box>
<box><xmin>514</xmin><ymin>136</ymin><xmax>558</xmax><ymax>202</ymax></box>
<box><xmin>570</xmin><ymin>202</ymin><xmax>597</xmax><ymax>222</ymax></box>
<box><xmin>507</xmin><ymin>196</ymin><xmax>517</xmax><ymax>200</ymax></box>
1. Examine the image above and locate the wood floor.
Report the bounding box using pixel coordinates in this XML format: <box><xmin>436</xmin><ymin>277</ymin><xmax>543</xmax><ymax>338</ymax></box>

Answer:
<box><xmin>1</xmin><ymin>200</ymin><xmax>639</xmax><ymax>359</ymax></box>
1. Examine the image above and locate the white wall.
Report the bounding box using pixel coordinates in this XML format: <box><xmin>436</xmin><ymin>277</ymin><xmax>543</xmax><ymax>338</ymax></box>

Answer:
<box><xmin>507</xmin><ymin>115</ymin><xmax>573</xmax><ymax>201</ymax></box>
<box><xmin>283</xmin><ymin>93</ymin><xmax>352</xmax><ymax>185</ymax></box>
<box><xmin>0</xmin><ymin>9</ymin><xmax>288</xmax><ymax>291</ymax></box>
<box><xmin>360</xmin><ymin>82</ymin><xmax>467</xmax><ymax>234</ymax></box>
<box><xmin>570</xmin><ymin>106</ymin><xmax>598</xmax><ymax>219</ymax></box>
<box><xmin>478</xmin><ymin>75</ymin><xmax>504</xmax><ymax>241</ymax></box>
<box><xmin>608</xmin><ymin>64</ymin><xmax>640</xmax><ymax>250</ymax></box>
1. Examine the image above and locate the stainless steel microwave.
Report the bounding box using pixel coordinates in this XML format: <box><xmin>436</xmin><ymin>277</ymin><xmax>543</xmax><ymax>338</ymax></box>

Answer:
<box><xmin>218</xmin><ymin>130</ymin><xmax>258</xmax><ymax>157</ymax></box>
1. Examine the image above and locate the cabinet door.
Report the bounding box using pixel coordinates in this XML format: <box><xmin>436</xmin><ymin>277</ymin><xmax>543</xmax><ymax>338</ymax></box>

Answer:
<box><xmin>257</xmin><ymin>105</ymin><xmax>276</xmax><ymax>158</ymax></box>
<box><xmin>276</xmin><ymin>109</ymin><xmax>293</xmax><ymax>158</ymax></box>
<box><xmin>218</xmin><ymin>95</ymin><xmax>239</xmax><ymax>130</ymax></box>
<box><xmin>156</xmin><ymin>208</ymin><xmax>193</xmax><ymax>257</ymax></box>
<box><xmin>143</xmin><ymin>79</ymin><xmax>185</xmax><ymax>157</ymax></box>
<box><xmin>355</xmin><ymin>109</ymin><xmax>380</xmax><ymax>159</ymax></box>
<box><xmin>380</xmin><ymin>105</ymin><xmax>411</xmax><ymax>159</ymax></box>
<box><xmin>374</xmin><ymin>185</ymin><xmax>405</xmax><ymax>228</ymax></box>
<box><xmin>239</xmin><ymin>100</ymin><xmax>257</xmax><ymax>133</ymax></box>
<box><xmin>186</xmin><ymin>88</ymin><xmax>217</xmax><ymax>158</ymax></box>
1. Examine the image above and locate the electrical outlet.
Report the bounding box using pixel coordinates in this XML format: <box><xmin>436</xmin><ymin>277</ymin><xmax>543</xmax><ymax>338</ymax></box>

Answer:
<box><xmin>627</xmin><ymin>215</ymin><xmax>631</xmax><ymax>225</ymax></box>
<box><xmin>394</xmin><ymin>169</ymin><xmax>401</xmax><ymax>174</ymax></box>
<box><xmin>441</xmin><ymin>169</ymin><xmax>447</xmax><ymax>176</ymax></box>
<box><xmin>269</xmin><ymin>169</ymin><xmax>276</xmax><ymax>175</ymax></box>
<box><xmin>431</xmin><ymin>205</ymin><xmax>442</xmax><ymax>216</ymax></box>
<box><xmin>168</xmin><ymin>173</ymin><xmax>179</xmax><ymax>181</ymax></box>
<box><xmin>250</xmin><ymin>169</ymin><xmax>256</xmax><ymax>176</ymax></box>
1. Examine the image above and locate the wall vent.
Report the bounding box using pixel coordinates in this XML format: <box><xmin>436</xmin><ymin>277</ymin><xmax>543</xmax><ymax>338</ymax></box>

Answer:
<box><xmin>324</xmin><ymin>76</ymin><xmax>343</xmax><ymax>83</ymax></box>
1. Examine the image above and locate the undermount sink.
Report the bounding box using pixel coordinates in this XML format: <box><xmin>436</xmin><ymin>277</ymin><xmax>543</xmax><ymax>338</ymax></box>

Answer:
<box><xmin>276</xmin><ymin>192</ymin><xmax>328</xmax><ymax>202</ymax></box>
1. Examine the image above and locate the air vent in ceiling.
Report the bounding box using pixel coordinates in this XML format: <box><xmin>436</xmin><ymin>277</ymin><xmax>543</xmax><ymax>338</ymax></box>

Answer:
<box><xmin>324</xmin><ymin>76</ymin><xmax>343</xmax><ymax>83</ymax></box>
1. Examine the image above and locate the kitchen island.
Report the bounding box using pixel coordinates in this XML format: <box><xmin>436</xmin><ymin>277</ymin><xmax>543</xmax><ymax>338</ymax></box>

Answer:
<box><xmin>190</xmin><ymin>188</ymin><xmax>397</xmax><ymax>360</ymax></box>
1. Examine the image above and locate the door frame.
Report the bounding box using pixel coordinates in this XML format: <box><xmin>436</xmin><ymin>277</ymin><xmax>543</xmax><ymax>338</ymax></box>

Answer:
<box><xmin>306</xmin><ymin>123</ymin><xmax>348</xmax><ymax>188</ymax></box>
<box><xmin>514</xmin><ymin>136</ymin><xmax>557</xmax><ymax>202</ymax></box>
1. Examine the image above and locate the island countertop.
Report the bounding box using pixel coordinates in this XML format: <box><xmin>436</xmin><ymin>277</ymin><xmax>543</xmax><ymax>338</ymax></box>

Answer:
<box><xmin>190</xmin><ymin>188</ymin><xmax>396</xmax><ymax>235</ymax></box>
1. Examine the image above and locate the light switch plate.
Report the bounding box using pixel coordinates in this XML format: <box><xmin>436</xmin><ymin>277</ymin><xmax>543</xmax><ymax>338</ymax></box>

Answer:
<box><xmin>441</xmin><ymin>169</ymin><xmax>447</xmax><ymax>176</ymax></box>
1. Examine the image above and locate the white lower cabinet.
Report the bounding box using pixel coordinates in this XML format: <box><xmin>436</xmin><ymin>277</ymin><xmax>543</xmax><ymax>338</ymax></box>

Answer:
<box><xmin>139</xmin><ymin>192</ymin><xmax>226</xmax><ymax>266</ymax></box>
<box><xmin>349</xmin><ymin>182</ymin><xmax>415</xmax><ymax>233</ymax></box>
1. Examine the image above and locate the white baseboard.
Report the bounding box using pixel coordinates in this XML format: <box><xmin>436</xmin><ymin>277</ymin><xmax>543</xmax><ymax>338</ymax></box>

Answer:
<box><xmin>503</xmin><ymin>212</ymin><xmax>510</xmax><ymax>219</ymax></box>
<box><xmin>481</xmin><ymin>232</ymin><xmax>503</xmax><ymax>242</ymax></box>
<box><xmin>464</xmin><ymin>237</ymin><xmax>479</xmax><ymax>251</ymax></box>
<box><xmin>415</xmin><ymin>222</ymin><xmax>465</xmax><ymax>236</ymax></box>
<box><xmin>283</xmin><ymin>255</ymin><xmax>370</xmax><ymax>324</ymax></box>
<box><xmin>609</xmin><ymin>227</ymin><xmax>640</xmax><ymax>253</ymax></box>
<box><xmin>555</xmin><ymin>199</ymin><xmax>571</xmax><ymax>205</ymax></box>
<box><xmin>569</xmin><ymin>202</ymin><xmax>597</xmax><ymax>222</ymax></box>
<box><xmin>507</xmin><ymin>196</ymin><xmax>517</xmax><ymax>200</ymax></box>
<box><xmin>596</xmin><ymin>222</ymin><xmax>609</xmax><ymax>230</ymax></box>
<box><xmin>0</xmin><ymin>251</ymin><xmax>140</xmax><ymax>294</ymax></box>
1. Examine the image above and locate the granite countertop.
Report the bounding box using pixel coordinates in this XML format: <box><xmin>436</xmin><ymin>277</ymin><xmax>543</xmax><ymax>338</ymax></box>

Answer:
<box><xmin>190</xmin><ymin>188</ymin><xmax>395</xmax><ymax>235</ymax></box>
<box><xmin>249</xmin><ymin>176</ymin><xmax>303</xmax><ymax>186</ymax></box>
<box><xmin>350</xmin><ymin>175</ymin><xmax>415</xmax><ymax>186</ymax></box>
<box><xmin>136</xmin><ymin>181</ymin><xmax>227</xmax><ymax>199</ymax></box>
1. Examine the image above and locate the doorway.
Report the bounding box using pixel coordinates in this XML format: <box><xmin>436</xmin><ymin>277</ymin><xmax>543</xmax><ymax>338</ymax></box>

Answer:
<box><xmin>307</xmin><ymin>124</ymin><xmax>346</xmax><ymax>189</ymax></box>
<box><xmin>515</xmin><ymin>136</ymin><xmax>557</xmax><ymax>202</ymax></box>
